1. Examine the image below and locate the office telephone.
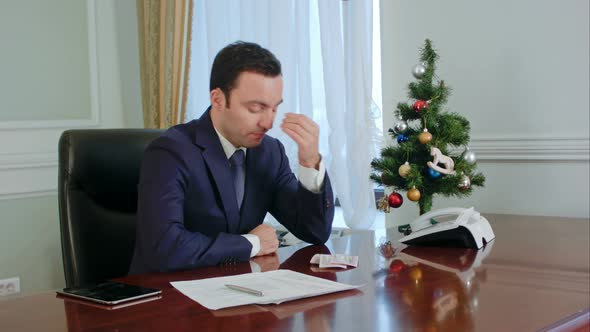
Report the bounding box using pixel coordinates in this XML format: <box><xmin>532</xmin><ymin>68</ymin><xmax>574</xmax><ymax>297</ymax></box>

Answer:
<box><xmin>399</xmin><ymin>207</ymin><xmax>495</xmax><ymax>249</ymax></box>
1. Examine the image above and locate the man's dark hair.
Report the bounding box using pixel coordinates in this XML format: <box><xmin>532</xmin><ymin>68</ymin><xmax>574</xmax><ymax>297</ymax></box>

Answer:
<box><xmin>210</xmin><ymin>41</ymin><xmax>282</xmax><ymax>105</ymax></box>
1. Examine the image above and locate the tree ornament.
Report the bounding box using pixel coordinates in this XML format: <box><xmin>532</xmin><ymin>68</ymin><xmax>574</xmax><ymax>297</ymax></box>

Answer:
<box><xmin>377</xmin><ymin>196</ymin><xmax>391</xmax><ymax>213</ymax></box>
<box><xmin>426</xmin><ymin>147</ymin><xmax>456</xmax><ymax>175</ymax></box>
<box><xmin>458</xmin><ymin>174</ymin><xmax>471</xmax><ymax>190</ymax></box>
<box><xmin>393</xmin><ymin>117</ymin><xmax>408</xmax><ymax>134</ymax></box>
<box><xmin>398</xmin><ymin>162</ymin><xmax>411</xmax><ymax>178</ymax></box>
<box><xmin>397</xmin><ymin>134</ymin><xmax>409</xmax><ymax>144</ymax></box>
<box><xmin>409</xmin><ymin>266</ymin><xmax>423</xmax><ymax>281</ymax></box>
<box><xmin>412</xmin><ymin>62</ymin><xmax>427</xmax><ymax>79</ymax></box>
<box><xmin>418</xmin><ymin>128</ymin><xmax>432</xmax><ymax>144</ymax></box>
<box><xmin>413</xmin><ymin>100</ymin><xmax>428</xmax><ymax>112</ymax></box>
<box><xmin>407</xmin><ymin>187</ymin><xmax>421</xmax><ymax>201</ymax></box>
<box><xmin>427</xmin><ymin>167</ymin><xmax>442</xmax><ymax>179</ymax></box>
<box><xmin>463</xmin><ymin>147</ymin><xmax>477</xmax><ymax>165</ymax></box>
<box><xmin>388</xmin><ymin>192</ymin><xmax>403</xmax><ymax>208</ymax></box>
<box><xmin>379</xmin><ymin>241</ymin><xmax>395</xmax><ymax>258</ymax></box>
<box><xmin>390</xmin><ymin>260</ymin><xmax>405</xmax><ymax>273</ymax></box>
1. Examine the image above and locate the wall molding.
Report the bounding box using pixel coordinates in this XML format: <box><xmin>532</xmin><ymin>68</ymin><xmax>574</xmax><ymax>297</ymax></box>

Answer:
<box><xmin>0</xmin><ymin>152</ymin><xmax>57</xmax><ymax>170</ymax></box>
<box><xmin>0</xmin><ymin>159</ymin><xmax>57</xmax><ymax>200</ymax></box>
<box><xmin>0</xmin><ymin>0</ymin><xmax>101</xmax><ymax>201</ymax></box>
<box><xmin>0</xmin><ymin>152</ymin><xmax>57</xmax><ymax>201</ymax></box>
<box><xmin>0</xmin><ymin>0</ymin><xmax>100</xmax><ymax>130</ymax></box>
<box><xmin>1</xmin><ymin>135</ymin><xmax>588</xmax><ymax>200</ymax></box>
<box><xmin>0</xmin><ymin>189</ymin><xmax>57</xmax><ymax>201</ymax></box>
<box><xmin>469</xmin><ymin>136</ymin><xmax>589</xmax><ymax>161</ymax></box>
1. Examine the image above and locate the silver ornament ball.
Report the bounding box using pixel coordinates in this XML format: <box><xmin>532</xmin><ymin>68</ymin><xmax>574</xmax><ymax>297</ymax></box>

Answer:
<box><xmin>458</xmin><ymin>174</ymin><xmax>471</xmax><ymax>190</ymax></box>
<box><xmin>412</xmin><ymin>62</ymin><xmax>427</xmax><ymax>79</ymax></box>
<box><xmin>463</xmin><ymin>149</ymin><xmax>477</xmax><ymax>164</ymax></box>
<box><xmin>393</xmin><ymin>119</ymin><xmax>408</xmax><ymax>134</ymax></box>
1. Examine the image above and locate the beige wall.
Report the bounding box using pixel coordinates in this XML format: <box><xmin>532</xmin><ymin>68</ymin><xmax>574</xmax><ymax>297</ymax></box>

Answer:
<box><xmin>379</xmin><ymin>0</ymin><xmax>589</xmax><ymax>225</ymax></box>
<box><xmin>0</xmin><ymin>1</ymin><xmax>91</xmax><ymax>122</ymax></box>
<box><xmin>0</xmin><ymin>0</ymin><xmax>142</xmax><ymax>295</ymax></box>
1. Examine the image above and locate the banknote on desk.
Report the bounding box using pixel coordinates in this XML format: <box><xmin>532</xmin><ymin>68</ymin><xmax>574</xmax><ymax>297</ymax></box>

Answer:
<box><xmin>310</xmin><ymin>254</ymin><xmax>359</xmax><ymax>269</ymax></box>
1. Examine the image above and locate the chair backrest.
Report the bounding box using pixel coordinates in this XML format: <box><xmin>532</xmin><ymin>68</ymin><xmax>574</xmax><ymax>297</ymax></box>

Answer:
<box><xmin>58</xmin><ymin>129</ymin><xmax>163</xmax><ymax>287</ymax></box>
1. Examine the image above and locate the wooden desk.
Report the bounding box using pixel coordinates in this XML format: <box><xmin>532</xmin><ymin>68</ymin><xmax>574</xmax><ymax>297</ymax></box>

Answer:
<box><xmin>0</xmin><ymin>214</ymin><xmax>588</xmax><ymax>331</ymax></box>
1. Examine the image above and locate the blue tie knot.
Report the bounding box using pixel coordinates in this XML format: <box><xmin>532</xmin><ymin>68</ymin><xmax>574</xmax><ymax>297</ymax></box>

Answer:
<box><xmin>230</xmin><ymin>149</ymin><xmax>245</xmax><ymax>167</ymax></box>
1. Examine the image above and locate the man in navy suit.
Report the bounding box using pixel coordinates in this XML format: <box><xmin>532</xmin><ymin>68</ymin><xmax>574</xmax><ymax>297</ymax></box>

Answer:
<box><xmin>129</xmin><ymin>41</ymin><xmax>334</xmax><ymax>274</ymax></box>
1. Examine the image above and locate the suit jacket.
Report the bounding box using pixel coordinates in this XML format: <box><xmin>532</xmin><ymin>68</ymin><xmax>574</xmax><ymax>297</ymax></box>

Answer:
<box><xmin>129</xmin><ymin>109</ymin><xmax>335</xmax><ymax>274</ymax></box>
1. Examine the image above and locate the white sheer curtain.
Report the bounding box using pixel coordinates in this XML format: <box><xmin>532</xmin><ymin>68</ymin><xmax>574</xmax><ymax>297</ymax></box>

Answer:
<box><xmin>318</xmin><ymin>0</ymin><xmax>379</xmax><ymax>229</ymax></box>
<box><xmin>185</xmin><ymin>0</ymin><xmax>379</xmax><ymax>229</ymax></box>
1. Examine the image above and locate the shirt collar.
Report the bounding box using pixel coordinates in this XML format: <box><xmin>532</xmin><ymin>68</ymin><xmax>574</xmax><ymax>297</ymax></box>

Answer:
<box><xmin>213</xmin><ymin>127</ymin><xmax>247</xmax><ymax>160</ymax></box>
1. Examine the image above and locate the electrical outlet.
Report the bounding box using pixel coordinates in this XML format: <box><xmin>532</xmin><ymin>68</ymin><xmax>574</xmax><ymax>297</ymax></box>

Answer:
<box><xmin>0</xmin><ymin>277</ymin><xmax>20</xmax><ymax>296</ymax></box>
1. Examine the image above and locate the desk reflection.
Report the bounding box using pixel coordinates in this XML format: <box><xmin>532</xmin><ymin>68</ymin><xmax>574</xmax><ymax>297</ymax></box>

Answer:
<box><xmin>3</xmin><ymin>218</ymin><xmax>586</xmax><ymax>332</ymax></box>
<box><xmin>382</xmin><ymin>242</ymin><xmax>493</xmax><ymax>331</ymax></box>
<box><xmin>277</xmin><ymin>244</ymin><xmax>362</xmax><ymax>332</ymax></box>
<box><xmin>62</xmin><ymin>243</ymin><xmax>359</xmax><ymax>332</ymax></box>
<box><xmin>211</xmin><ymin>244</ymin><xmax>361</xmax><ymax>332</ymax></box>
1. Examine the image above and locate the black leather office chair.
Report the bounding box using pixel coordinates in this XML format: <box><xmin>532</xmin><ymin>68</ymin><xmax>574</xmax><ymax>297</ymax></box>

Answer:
<box><xmin>58</xmin><ymin>129</ymin><xmax>163</xmax><ymax>287</ymax></box>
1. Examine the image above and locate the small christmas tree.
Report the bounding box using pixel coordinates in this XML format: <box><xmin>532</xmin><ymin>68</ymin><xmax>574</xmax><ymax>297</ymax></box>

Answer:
<box><xmin>371</xmin><ymin>39</ymin><xmax>485</xmax><ymax>216</ymax></box>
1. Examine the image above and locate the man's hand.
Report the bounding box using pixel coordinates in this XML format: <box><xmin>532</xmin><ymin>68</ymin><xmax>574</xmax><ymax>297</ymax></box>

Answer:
<box><xmin>280</xmin><ymin>113</ymin><xmax>321</xmax><ymax>170</ymax></box>
<box><xmin>251</xmin><ymin>253</ymin><xmax>280</xmax><ymax>272</ymax></box>
<box><xmin>249</xmin><ymin>224</ymin><xmax>279</xmax><ymax>256</ymax></box>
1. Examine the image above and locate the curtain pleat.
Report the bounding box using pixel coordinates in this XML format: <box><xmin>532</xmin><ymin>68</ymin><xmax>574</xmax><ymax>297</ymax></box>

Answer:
<box><xmin>137</xmin><ymin>0</ymin><xmax>193</xmax><ymax>129</ymax></box>
<box><xmin>319</xmin><ymin>0</ymin><xmax>377</xmax><ymax>229</ymax></box>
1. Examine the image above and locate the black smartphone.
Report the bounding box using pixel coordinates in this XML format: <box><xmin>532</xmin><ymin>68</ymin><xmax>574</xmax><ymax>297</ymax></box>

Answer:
<box><xmin>56</xmin><ymin>281</ymin><xmax>161</xmax><ymax>305</ymax></box>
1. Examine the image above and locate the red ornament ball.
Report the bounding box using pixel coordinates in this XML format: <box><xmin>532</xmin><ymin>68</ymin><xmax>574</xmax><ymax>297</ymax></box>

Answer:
<box><xmin>413</xmin><ymin>100</ymin><xmax>428</xmax><ymax>112</ymax></box>
<box><xmin>388</xmin><ymin>192</ymin><xmax>403</xmax><ymax>208</ymax></box>
<box><xmin>390</xmin><ymin>260</ymin><xmax>405</xmax><ymax>273</ymax></box>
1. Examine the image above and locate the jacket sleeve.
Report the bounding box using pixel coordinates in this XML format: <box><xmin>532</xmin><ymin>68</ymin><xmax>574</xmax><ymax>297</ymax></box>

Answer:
<box><xmin>268</xmin><ymin>139</ymin><xmax>335</xmax><ymax>244</ymax></box>
<box><xmin>131</xmin><ymin>144</ymin><xmax>251</xmax><ymax>273</ymax></box>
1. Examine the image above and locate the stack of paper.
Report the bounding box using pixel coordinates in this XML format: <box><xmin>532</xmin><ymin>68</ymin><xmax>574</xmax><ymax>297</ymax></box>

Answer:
<box><xmin>170</xmin><ymin>269</ymin><xmax>360</xmax><ymax>310</ymax></box>
<box><xmin>310</xmin><ymin>254</ymin><xmax>359</xmax><ymax>269</ymax></box>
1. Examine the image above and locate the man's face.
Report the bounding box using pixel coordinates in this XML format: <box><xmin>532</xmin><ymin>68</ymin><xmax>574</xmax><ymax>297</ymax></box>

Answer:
<box><xmin>212</xmin><ymin>71</ymin><xmax>283</xmax><ymax>148</ymax></box>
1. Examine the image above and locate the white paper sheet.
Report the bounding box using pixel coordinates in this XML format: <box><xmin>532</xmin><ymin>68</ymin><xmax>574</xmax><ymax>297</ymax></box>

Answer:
<box><xmin>170</xmin><ymin>269</ymin><xmax>360</xmax><ymax>310</ymax></box>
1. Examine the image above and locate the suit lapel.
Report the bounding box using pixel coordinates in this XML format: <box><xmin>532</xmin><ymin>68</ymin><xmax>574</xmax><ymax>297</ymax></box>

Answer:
<box><xmin>193</xmin><ymin>109</ymin><xmax>241</xmax><ymax>233</ymax></box>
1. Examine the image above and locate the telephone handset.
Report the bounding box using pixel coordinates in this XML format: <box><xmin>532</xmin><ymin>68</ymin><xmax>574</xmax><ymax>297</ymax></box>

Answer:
<box><xmin>400</xmin><ymin>207</ymin><xmax>495</xmax><ymax>249</ymax></box>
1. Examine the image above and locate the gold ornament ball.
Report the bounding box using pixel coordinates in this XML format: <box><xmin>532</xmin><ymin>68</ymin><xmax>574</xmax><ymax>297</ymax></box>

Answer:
<box><xmin>418</xmin><ymin>129</ymin><xmax>432</xmax><ymax>144</ymax></box>
<box><xmin>398</xmin><ymin>162</ymin><xmax>411</xmax><ymax>177</ymax></box>
<box><xmin>409</xmin><ymin>266</ymin><xmax>423</xmax><ymax>281</ymax></box>
<box><xmin>407</xmin><ymin>187</ymin><xmax>421</xmax><ymax>201</ymax></box>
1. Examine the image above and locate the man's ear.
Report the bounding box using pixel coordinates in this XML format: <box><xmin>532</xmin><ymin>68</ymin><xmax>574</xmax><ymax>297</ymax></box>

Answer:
<box><xmin>210</xmin><ymin>88</ymin><xmax>226</xmax><ymax>111</ymax></box>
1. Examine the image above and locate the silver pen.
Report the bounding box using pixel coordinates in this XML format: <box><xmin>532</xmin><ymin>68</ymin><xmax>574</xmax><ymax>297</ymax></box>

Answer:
<box><xmin>225</xmin><ymin>284</ymin><xmax>264</xmax><ymax>297</ymax></box>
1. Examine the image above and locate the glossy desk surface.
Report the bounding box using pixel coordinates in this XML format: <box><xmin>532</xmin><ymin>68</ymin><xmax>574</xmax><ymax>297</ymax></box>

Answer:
<box><xmin>1</xmin><ymin>214</ymin><xmax>589</xmax><ymax>332</ymax></box>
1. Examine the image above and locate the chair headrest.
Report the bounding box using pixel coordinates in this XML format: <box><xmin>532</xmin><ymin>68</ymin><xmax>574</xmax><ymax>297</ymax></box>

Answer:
<box><xmin>59</xmin><ymin>129</ymin><xmax>163</xmax><ymax>212</ymax></box>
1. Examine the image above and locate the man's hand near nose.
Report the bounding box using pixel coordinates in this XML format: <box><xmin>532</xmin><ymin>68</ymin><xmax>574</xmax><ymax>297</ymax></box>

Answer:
<box><xmin>280</xmin><ymin>113</ymin><xmax>321</xmax><ymax>170</ymax></box>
